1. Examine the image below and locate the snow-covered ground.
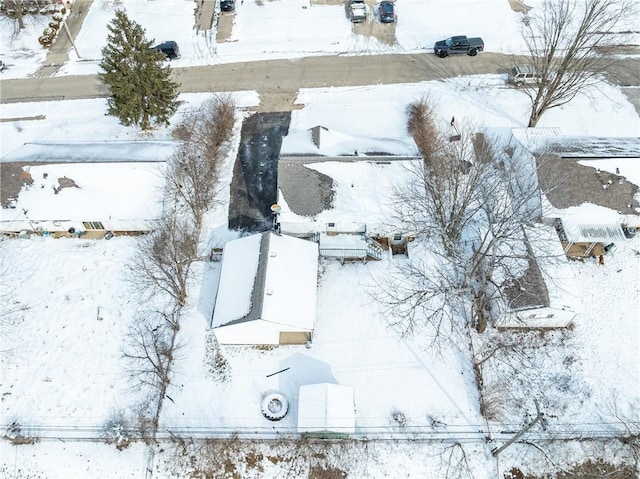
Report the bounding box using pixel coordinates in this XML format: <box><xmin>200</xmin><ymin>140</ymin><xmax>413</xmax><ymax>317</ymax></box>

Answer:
<box><xmin>1</xmin><ymin>0</ymin><xmax>535</xmax><ymax>78</ymax></box>
<box><xmin>1</xmin><ymin>0</ymin><xmax>639</xmax><ymax>478</ymax></box>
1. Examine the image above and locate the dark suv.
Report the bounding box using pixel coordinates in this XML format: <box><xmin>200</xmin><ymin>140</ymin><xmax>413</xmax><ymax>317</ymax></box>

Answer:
<box><xmin>221</xmin><ymin>0</ymin><xmax>235</xmax><ymax>12</ymax></box>
<box><xmin>153</xmin><ymin>41</ymin><xmax>180</xmax><ymax>60</ymax></box>
<box><xmin>379</xmin><ymin>1</ymin><xmax>395</xmax><ymax>23</ymax></box>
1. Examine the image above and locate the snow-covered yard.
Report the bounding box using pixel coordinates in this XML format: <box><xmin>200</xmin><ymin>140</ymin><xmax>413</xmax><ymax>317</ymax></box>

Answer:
<box><xmin>1</xmin><ymin>0</ymin><xmax>639</xmax><ymax>477</ymax></box>
<box><xmin>1</xmin><ymin>75</ymin><xmax>639</xmax><ymax>476</ymax></box>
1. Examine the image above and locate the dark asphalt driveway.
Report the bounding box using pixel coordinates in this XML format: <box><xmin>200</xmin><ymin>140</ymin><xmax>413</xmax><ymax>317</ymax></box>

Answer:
<box><xmin>228</xmin><ymin>112</ymin><xmax>291</xmax><ymax>232</ymax></box>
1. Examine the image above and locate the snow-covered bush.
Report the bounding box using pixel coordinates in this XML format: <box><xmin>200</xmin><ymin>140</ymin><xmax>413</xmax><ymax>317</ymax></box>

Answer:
<box><xmin>205</xmin><ymin>333</ymin><xmax>231</xmax><ymax>383</ymax></box>
<box><xmin>102</xmin><ymin>409</ymin><xmax>132</xmax><ymax>450</ymax></box>
<box><xmin>3</xmin><ymin>419</ymin><xmax>37</xmax><ymax>445</ymax></box>
<box><xmin>391</xmin><ymin>410</ymin><xmax>407</xmax><ymax>428</ymax></box>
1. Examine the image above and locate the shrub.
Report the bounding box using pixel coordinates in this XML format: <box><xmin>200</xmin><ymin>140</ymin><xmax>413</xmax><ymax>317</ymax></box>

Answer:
<box><xmin>102</xmin><ymin>410</ymin><xmax>132</xmax><ymax>450</ymax></box>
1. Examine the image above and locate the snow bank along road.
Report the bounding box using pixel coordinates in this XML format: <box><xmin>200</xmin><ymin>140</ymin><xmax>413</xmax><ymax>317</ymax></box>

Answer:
<box><xmin>1</xmin><ymin>53</ymin><xmax>638</xmax><ymax>109</ymax></box>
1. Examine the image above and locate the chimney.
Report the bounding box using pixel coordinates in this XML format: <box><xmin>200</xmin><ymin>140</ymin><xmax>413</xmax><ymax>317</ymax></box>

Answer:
<box><xmin>311</xmin><ymin>125</ymin><xmax>327</xmax><ymax>149</ymax></box>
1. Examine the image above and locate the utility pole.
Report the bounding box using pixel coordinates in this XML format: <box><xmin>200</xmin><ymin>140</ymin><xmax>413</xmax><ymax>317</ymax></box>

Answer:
<box><xmin>492</xmin><ymin>400</ymin><xmax>545</xmax><ymax>457</ymax></box>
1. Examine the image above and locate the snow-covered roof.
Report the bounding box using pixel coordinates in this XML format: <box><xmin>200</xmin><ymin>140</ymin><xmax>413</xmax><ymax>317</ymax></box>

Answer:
<box><xmin>278</xmin><ymin>157</ymin><xmax>420</xmax><ymax>234</ymax></box>
<box><xmin>297</xmin><ymin>383</ymin><xmax>356</xmax><ymax>435</ymax></box>
<box><xmin>0</xmin><ymin>163</ymin><xmax>166</xmax><ymax>230</ymax></box>
<box><xmin>212</xmin><ymin>232</ymin><xmax>319</xmax><ymax>334</ymax></box>
<box><xmin>511</xmin><ymin>127</ymin><xmax>563</xmax><ymax>152</ymax></box>
<box><xmin>557</xmin><ymin>219</ymin><xmax>626</xmax><ymax>243</ymax></box>
<box><xmin>1</xmin><ymin>140</ymin><xmax>177</xmax><ymax>163</ymax></box>
<box><xmin>547</xmin><ymin>136</ymin><xmax>640</xmax><ymax>158</ymax></box>
<box><xmin>510</xmin><ymin>130</ymin><xmax>640</xmax><ymax>158</ymax></box>
<box><xmin>498</xmin><ymin>225</ymin><xmax>583</xmax><ymax>328</ymax></box>
<box><xmin>212</xmin><ymin>234</ymin><xmax>262</xmax><ymax>325</ymax></box>
<box><xmin>280</xmin><ymin>126</ymin><xmax>419</xmax><ymax>157</ymax></box>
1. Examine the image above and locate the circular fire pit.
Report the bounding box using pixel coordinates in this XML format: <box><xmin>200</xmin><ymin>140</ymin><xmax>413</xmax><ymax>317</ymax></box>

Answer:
<box><xmin>261</xmin><ymin>392</ymin><xmax>289</xmax><ymax>421</ymax></box>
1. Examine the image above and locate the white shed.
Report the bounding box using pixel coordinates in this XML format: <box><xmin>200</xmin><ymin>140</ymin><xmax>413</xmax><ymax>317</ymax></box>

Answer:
<box><xmin>297</xmin><ymin>383</ymin><xmax>356</xmax><ymax>436</ymax></box>
<box><xmin>211</xmin><ymin>232</ymin><xmax>319</xmax><ymax>345</ymax></box>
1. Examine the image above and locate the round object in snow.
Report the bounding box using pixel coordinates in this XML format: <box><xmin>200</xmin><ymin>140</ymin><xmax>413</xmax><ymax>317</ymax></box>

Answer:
<box><xmin>623</xmin><ymin>226</ymin><xmax>636</xmax><ymax>239</ymax></box>
<box><xmin>261</xmin><ymin>392</ymin><xmax>289</xmax><ymax>421</ymax></box>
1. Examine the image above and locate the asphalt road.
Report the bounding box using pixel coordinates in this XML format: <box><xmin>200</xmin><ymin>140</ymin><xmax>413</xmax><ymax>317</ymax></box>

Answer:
<box><xmin>0</xmin><ymin>52</ymin><xmax>531</xmax><ymax>103</ymax></box>
<box><xmin>1</xmin><ymin>53</ymin><xmax>638</xmax><ymax>111</ymax></box>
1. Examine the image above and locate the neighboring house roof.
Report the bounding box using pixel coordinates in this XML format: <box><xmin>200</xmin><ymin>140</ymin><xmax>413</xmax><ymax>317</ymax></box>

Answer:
<box><xmin>276</xmin><ymin>125</ymin><xmax>421</xmax><ymax>236</ymax></box>
<box><xmin>280</xmin><ymin>126</ymin><xmax>419</xmax><ymax>157</ymax></box>
<box><xmin>504</xmin><ymin>238</ymin><xmax>550</xmax><ymax>311</ymax></box>
<box><xmin>277</xmin><ymin>157</ymin><xmax>421</xmax><ymax>235</ymax></box>
<box><xmin>297</xmin><ymin>383</ymin><xmax>356</xmax><ymax>435</ymax></box>
<box><xmin>0</xmin><ymin>140</ymin><xmax>177</xmax><ymax>163</ymax></box>
<box><xmin>0</xmin><ymin>162</ymin><xmax>166</xmax><ymax>233</ymax></box>
<box><xmin>555</xmin><ymin>218</ymin><xmax>626</xmax><ymax>243</ymax></box>
<box><xmin>510</xmin><ymin>129</ymin><xmax>640</xmax><ymax>158</ymax></box>
<box><xmin>497</xmin><ymin>225</ymin><xmax>583</xmax><ymax>329</ymax></box>
<box><xmin>510</xmin><ymin>129</ymin><xmax>640</xmax><ymax>215</ymax></box>
<box><xmin>546</xmin><ymin>136</ymin><xmax>640</xmax><ymax>159</ymax></box>
<box><xmin>212</xmin><ymin>232</ymin><xmax>318</xmax><ymax>333</ymax></box>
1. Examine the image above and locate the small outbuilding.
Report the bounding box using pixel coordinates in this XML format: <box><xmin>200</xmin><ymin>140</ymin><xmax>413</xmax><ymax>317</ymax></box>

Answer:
<box><xmin>211</xmin><ymin>232</ymin><xmax>319</xmax><ymax>345</ymax></box>
<box><xmin>553</xmin><ymin>217</ymin><xmax>626</xmax><ymax>258</ymax></box>
<box><xmin>297</xmin><ymin>383</ymin><xmax>356</xmax><ymax>437</ymax></box>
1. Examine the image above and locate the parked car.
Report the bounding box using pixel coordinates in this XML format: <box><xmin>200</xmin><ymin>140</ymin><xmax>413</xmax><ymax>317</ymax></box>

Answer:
<box><xmin>379</xmin><ymin>1</ymin><xmax>395</xmax><ymax>23</ymax></box>
<box><xmin>152</xmin><ymin>41</ymin><xmax>180</xmax><ymax>60</ymax></box>
<box><xmin>220</xmin><ymin>0</ymin><xmax>235</xmax><ymax>12</ymax></box>
<box><xmin>350</xmin><ymin>0</ymin><xmax>367</xmax><ymax>23</ymax></box>
<box><xmin>433</xmin><ymin>35</ymin><xmax>484</xmax><ymax>58</ymax></box>
<box><xmin>0</xmin><ymin>60</ymin><xmax>5</xmax><ymax>72</ymax></box>
<box><xmin>508</xmin><ymin>65</ymin><xmax>542</xmax><ymax>86</ymax></box>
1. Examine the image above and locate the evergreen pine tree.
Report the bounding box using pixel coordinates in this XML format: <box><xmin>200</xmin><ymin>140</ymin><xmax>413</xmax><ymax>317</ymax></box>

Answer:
<box><xmin>99</xmin><ymin>10</ymin><xmax>180</xmax><ymax>130</ymax></box>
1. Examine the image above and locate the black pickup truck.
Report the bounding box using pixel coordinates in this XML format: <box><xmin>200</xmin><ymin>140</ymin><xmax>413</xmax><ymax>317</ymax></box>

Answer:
<box><xmin>433</xmin><ymin>35</ymin><xmax>484</xmax><ymax>58</ymax></box>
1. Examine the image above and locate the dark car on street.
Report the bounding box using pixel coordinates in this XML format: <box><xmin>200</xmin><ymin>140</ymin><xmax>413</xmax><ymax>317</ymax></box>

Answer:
<box><xmin>379</xmin><ymin>1</ymin><xmax>395</xmax><ymax>23</ymax></box>
<box><xmin>153</xmin><ymin>41</ymin><xmax>180</xmax><ymax>60</ymax></box>
<box><xmin>221</xmin><ymin>0</ymin><xmax>235</xmax><ymax>12</ymax></box>
<box><xmin>433</xmin><ymin>35</ymin><xmax>484</xmax><ymax>57</ymax></box>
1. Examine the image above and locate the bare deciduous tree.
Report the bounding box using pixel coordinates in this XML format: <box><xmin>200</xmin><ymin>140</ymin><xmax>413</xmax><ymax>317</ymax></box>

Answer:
<box><xmin>128</xmin><ymin>214</ymin><xmax>198</xmax><ymax>308</ymax></box>
<box><xmin>381</xmin><ymin>98</ymin><xmax>547</xmax><ymax>341</ymax></box>
<box><xmin>521</xmin><ymin>0</ymin><xmax>634</xmax><ymax>127</ymax></box>
<box><xmin>168</xmin><ymin>95</ymin><xmax>236</xmax><ymax>225</ymax></box>
<box><xmin>123</xmin><ymin>309</ymin><xmax>181</xmax><ymax>430</ymax></box>
<box><xmin>2</xmin><ymin>0</ymin><xmax>26</xmax><ymax>30</ymax></box>
<box><xmin>440</xmin><ymin>443</ymin><xmax>474</xmax><ymax>479</ymax></box>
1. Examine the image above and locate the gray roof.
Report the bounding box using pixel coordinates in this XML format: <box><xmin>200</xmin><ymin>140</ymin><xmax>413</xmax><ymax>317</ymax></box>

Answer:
<box><xmin>535</xmin><ymin>153</ymin><xmax>639</xmax><ymax>215</ymax></box>
<box><xmin>504</xmin><ymin>238</ymin><xmax>550</xmax><ymax>311</ymax></box>
<box><xmin>277</xmin><ymin>161</ymin><xmax>334</xmax><ymax>217</ymax></box>
<box><xmin>277</xmin><ymin>155</ymin><xmax>421</xmax><ymax>217</ymax></box>
<box><xmin>546</xmin><ymin>136</ymin><xmax>640</xmax><ymax>158</ymax></box>
<box><xmin>218</xmin><ymin>232</ymin><xmax>270</xmax><ymax>327</ymax></box>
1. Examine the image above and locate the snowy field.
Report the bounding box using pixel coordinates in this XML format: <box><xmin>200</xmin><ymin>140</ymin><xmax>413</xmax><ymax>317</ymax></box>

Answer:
<box><xmin>1</xmin><ymin>0</ymin><xmax>639</xmax><ymax>477</ymax></box>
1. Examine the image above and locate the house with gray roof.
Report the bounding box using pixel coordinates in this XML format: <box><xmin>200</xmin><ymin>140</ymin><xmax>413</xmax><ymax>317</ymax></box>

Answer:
<box><xmin>211</xmin><ymin>231</ymin><xmax>319</xmax><ymax>345</ymax></box>
<box><xmin>275</xmin><ymin>125</ymin><xmax>421</xmax><ymax>260</ymax></box>
<box><xmin>495</xmin><ymin>226</ymin><xmax>581</xmax><ymax>329</ymax></box>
